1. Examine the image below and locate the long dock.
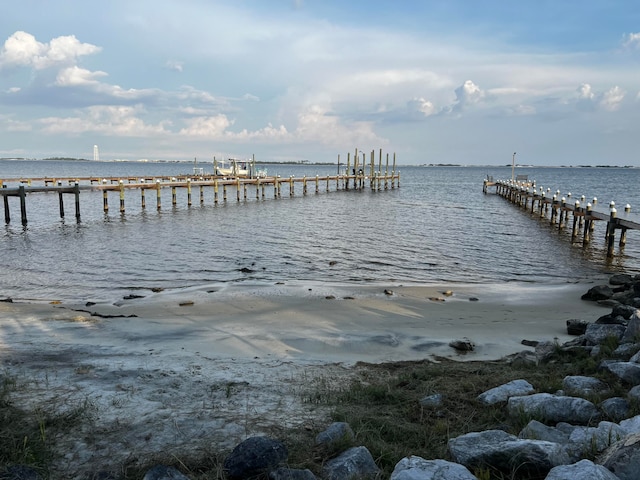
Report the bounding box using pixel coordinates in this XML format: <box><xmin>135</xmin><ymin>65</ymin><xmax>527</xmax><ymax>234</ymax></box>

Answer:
<box><xmin>0</xmin><ymin>150</ymin><xmax>400</xmax><ymax>225</ymax></box>
<box><xmin>484</xmin><ymin>177</ymin><xmax>639</xmax><ymax>257</ymax></box>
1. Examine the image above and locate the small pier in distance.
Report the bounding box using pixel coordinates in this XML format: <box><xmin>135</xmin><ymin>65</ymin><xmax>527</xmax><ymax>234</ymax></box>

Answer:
<box><xmin>483</xmin><ymin>177</ymin><xmax>640</xmax><ymax>257</ymax></box>
<box><xmin>0</xmin><ymin>150</ymin><xmax>399</xmax><ymax>225</ymax></box>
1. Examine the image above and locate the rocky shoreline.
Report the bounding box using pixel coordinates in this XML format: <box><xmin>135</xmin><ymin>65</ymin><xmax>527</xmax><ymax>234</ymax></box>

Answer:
<box><xmin>3</xmin><ymin>275</ymin><xmax>640</xmax><ymax>479</ymax></box>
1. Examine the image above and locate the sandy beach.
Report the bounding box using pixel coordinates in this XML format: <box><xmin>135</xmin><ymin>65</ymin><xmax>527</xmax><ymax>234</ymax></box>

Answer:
<box><xmin>0</xmin><ymin>281</ymin><xmax>610</xmax><ymax>477</ymax></box>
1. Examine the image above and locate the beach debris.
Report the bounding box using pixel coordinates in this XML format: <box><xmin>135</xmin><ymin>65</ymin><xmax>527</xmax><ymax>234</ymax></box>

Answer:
<box><xmin>384</xmin><ymin>289</ymin><xmax>394</xmax><ymax>296</ymax></box>
<box><xmin>179</xmin><ymin>300</ymin><xmax>194</xmax><ymax>307</ymax></box>
<box><xmin>325</xmin><ymin>295</ymin><xmax>336</xmax><ymax>300</ymax></box>
<box><xmin>442</xmin><ymin>290</ymin><xmax>453</xmax><ymax>296</ymax></box>
<box><xmin>469</xmin><ymin>297</ymin><xmax>479</xmax><ymax>302</ymax></box>
<box><xmin>150</xmin><ymin>287</ymin><xmax>164</xmax><ymax>293</ymax></box>
<box><xmin>343</xmin><ymin>296</ymin><xmax>355</xmax><ymax>300</ymax></box>
<box><xmin>329</xmin><ymin>260</ymin><xmax>337</xmax><ymax>266</ymax></box>
<box><xmin>449</xmin><ymin>338</ymin><xmax>475</xmax><ymax>352</ymax></box>
<box><xmin>0</xmin><ymin>297</ymin><xmax>13</xmax><ymax>302</ymax></box>
<box><xmin>123</xmin><ymin>294</ymin><xmax>145</xmax><ymax>300</ymax></box>
<box><xmin>85</xmin><ymin>301</ymin><xmax>96</xmax><ymax>307</ymax></box>
<box><xmin>429</xmin><ymin>297</ymin><xmax>445</xmax><ymax>302</ymax></box>
<box><xmin>239</xmin><ymin>267</ymin><xmax>254</xmax><ymax>273</ymax></box>
<box><xmin>49</xmin><ymin>300</ymin><xmax>61</xmax><ymax>304</ymax></box>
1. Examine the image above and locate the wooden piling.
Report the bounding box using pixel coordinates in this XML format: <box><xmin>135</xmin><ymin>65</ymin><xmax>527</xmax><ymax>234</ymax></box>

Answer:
<box><xmin>120</xmin><ymin>181</ymin><xmax>125</xmax><ymax>213</ymax></box>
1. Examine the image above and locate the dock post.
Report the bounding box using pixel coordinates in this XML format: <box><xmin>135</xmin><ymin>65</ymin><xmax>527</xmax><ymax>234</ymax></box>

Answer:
<box><xmin>58</xmin><ymin>188</ymin><xmax>65</xmax><ymax>218</ymax></box>
<box><xmin>171</xmin><ymin>181</ymin><xmax>177</xmax><ymax>206</ymax></box>
<box><xmin>236</xmin><ymin>178</ymin><xmax>240</xmax><ymax>202</ymax></box>
<box><xmin>120</xmin><ymin>180</ymin><xmax>125</xmax><ymax>213</ymax></box>
<box><xmin>261</xmin><ymin>180</ymin><xmax>265</xmax><ymax>199</ymax></box>
<box><xmin>392</xmin><ymin>153</ymin><xmax>396</xmax><ymax>188</ymax></box>
<box><xmin>141</xmin><ymin>188</ymin><xmax>146</xmax><ymax>209</ymax></box>
<box><xmin>3</xmin><ymin>186</ymin><xmax>9</xmax><ymax>223</ymax></box>
<box><xmin>303</xmin><ymin>176</ymin><xmax>307</xmax><ymax>195</ymax></box>
<box><xmin>315</xmin><ymin>175</ymin><xmax>319</xmax><ymax>194</ymax></box>
<box><xmin>274</xmin><ymin>177</ymin><xmax>279</xmax><ymax>199</ymax></box>
<box><xmin>156</xmin><ymin>180</ymin><xmax>162</xmax><ymax>210</ymax></box>
<box><xmin>200</xmin><ymin>185</ymin><xmax>204</xmax><ymax>204</ymax></box>
<box><xmin>19</xmin><ymin>185</ymin><xmax>27</xmax><ymax>225</ymax></box>
<box><xmin>583</xmin><ymin>203</ymin><xmax>593</xmax><ymax>246</ymax></box>
<box><xmin>607</xmin><ymin>207</ymin><xmax>617</xmax><ymax>257</ymax></box>
<box><xmin>571</xmin><ymin>200</ymin><xmax>580</xmax><ymax>242</ymax></box>
<box><xmin>102</xmin><ymin>180</ymin><xmax>109</xmax><ymax>212</ymax></box>
<box><xmin>346</xmin><ymin>153</ymin><xmax>351</xmax><ymax>190</ymax></box>
<box><xmin>256</xmin><ymin>179</ymin><xmax>260</xmax><ymax>200</ymax></box>
<box><xmin>621</xmin><ymin>205</ymin><xmax>632</xmax><ymax>246</ymax></box>
<box><xmin>214</xmin><ymin>179</ymin><xmax>219</xmax><ymax>204</ymax></box>
<box><xmin>74</xmin><ymin>182</ymin><xmax>80</xmax><ymax>221</ymax></box>
<box><xmin>223</xmin><ymin>183</ymin><xmax>227</xmax><ymax>202</ymax></box>
<box><xmin>187</xmin><ymin>179</ymin><xmax>192</xmax><ymax>206</ymax></box>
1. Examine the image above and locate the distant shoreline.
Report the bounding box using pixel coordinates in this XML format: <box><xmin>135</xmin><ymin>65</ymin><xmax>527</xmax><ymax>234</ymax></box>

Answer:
<box><xmin>1</xmin><ymin>158</ymin><xmax>637</xmax><ymax>169</ymax></box>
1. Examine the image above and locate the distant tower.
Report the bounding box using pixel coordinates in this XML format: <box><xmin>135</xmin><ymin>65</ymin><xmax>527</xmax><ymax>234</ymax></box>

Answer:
<box><xmin>93</xmin><ymin>145</ymin><xmax>100</xmax><ymax>162</ymax></box>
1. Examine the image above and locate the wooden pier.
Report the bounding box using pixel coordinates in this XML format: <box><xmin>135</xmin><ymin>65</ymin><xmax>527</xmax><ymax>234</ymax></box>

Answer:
<box><xmin>484</xmin><ymin>178</ymin><xmax>640</xmax><ymax>257</ymax></box>
<box><xmin>0</xmin><ymin>150</ymin><xmax>400</xmax><ymax>225</ymax></box>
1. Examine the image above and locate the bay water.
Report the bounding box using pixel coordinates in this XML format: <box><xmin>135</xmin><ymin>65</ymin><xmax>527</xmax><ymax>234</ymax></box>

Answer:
<box><xmin>1</xmin><ymin>159</ymin><xmax>639</xmax><ymax>303</ymax></box>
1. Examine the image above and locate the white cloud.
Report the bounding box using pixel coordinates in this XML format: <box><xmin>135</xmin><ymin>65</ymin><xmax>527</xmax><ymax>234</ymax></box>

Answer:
<box><xmin>409</xmin><ymin>97</ymin><xmax>436</xmax><ymax>117</ymax></box>
<box><xmin>454</xmin><ymin>80</ymin><xmax>485</xmax><ymax>107</ymax></box>
<box><xmin>622</xmin><ymin>32</ymin><xmax>640</xmax><ymax>49</ymax></box>
<box><xmin>165</xmin><ymin>60</ymin><xmax>183</xmax><ymax>72</ymax></box>
<box><xmin>40</xmin><ymin>105</ymin><xmax>169</xmax><ymax>136</ymax></box>
<box><xmin>179</xmin><ymin>115</ymin><xmax>232</xmax><ymax>137</ymax></box>
<box><xmin>0</xmin><ymin>31</ymin><xmax>100</xmax><ymax>70</ymax></box>
<box><xmin>56</xmin><ymin>66</ymin><xmax>107</xmax><ymax>86</ymax></box>
<box><xmin>575</xmin><ymin>83</ymin><xmax>625</xmax><ymax>111</ymax></box>
<box><xmin>600</xmin><ymin>86</ymin><xmax>625</xmax><ymax>111</ymax></box>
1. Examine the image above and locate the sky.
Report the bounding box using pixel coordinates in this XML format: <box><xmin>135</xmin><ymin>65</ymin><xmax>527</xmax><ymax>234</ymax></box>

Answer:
<box><xmin>0</xmin><ymin>0</ymin><xmax>639</xmax><ymax>166</ymax></box>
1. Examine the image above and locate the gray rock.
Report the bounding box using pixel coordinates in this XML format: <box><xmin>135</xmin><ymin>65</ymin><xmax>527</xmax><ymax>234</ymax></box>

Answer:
<box><xmin>448</xmin><ymin>430</ymin><xmax>570</xmax><ymax>476</ymax></box>
<box><xmin>519</xmin><ymin>420</ymin><xmax>571</xmax><ymax>444</ymax></box>
<box><xmin>142</xmin><ymin>465</ymin><xmax>190</xmax><ymax>480</ymax></box>
<box><xmin>322</xmin><ymin>446</ymin><xmax>380</xmax><ymax>480</ymax></box>
<box><xmin>630</xmin><ymin>348</ymin><xmax>640</xmax><ymax>363</ymax></box>
<box><xmin>619</xmin><ymin>414</ymin><xmax>640</xmax><ymax>435</ymax></box>
<box><xmin>568</xmin><ymin>422</ymin><xmax>626</xmax><ymax>456</ymax></box>
<box><xmin>567</xmin><ymin>319</ymin><xmax>590</xmax><ymax>335</ymax></box>
<box><xmin>269</xmin><ymin>467</ymin><xmax>317</xmax><ymax>480</ymax></box>
<box><xmin>612</xmin><ymin>343</ymin><xmax>639</xmax><ymax>359</ymax></box>
<box><xmin>508</xmin><ymin>393</ymin><xmax>599</xmax><ymax>425</ymax></box>
<box><xmin>562</xmin><ymin>375</ymin><xmax>610</xmax><ymax>397</ymax></box>
<box><xmin>598</xmin><ymin>432</ymin><xmax>640</xmax><ymax>480</ymax></box>
<box><xmin>612</xmin><ymin>304</ymin><xmax>638</xmax><ymax>320</ymax></box>
<box><xmin>600</xmin><ymin>397</ymin><xmax>630</xmax><ymax>422</ymax></box>
<box><xmin>315</xmin><ymin>422</ymin><xmax>355</xmax><ymax>447</ymax></box>
<box><xmin>622</xmin><ymin>311</ymin><xmax>640</xmax><ymax>344</ymax></box>
<box><xmin>390</xmin><ymin>456</ymin><xmax>477</xmax><ymax>480</ymax></box>
<box><xmin>582</xmin><ymin>285</ymin><xmax>614</xmax><ymax>301</ymax></box>
<box><xmin>477</xmin><ymin>379</ymin><xmax>534</xmax><ymax>405</ymax></box>
<box><xmin>628</xmin><ymin>385</ymin><xmax>640</xmax><ymax>402</ymax></box>
<box><xmin>600</xmin><ymin>361</ymin><xmax>640</xmax><ymax>385</ymax></box>
<box><xmin>223</xmin><ymin>436</ymin><xmax>288</xmax><ymax>479</ymax></box>
<box><xmin>545</xmin><ymin>459</ymin><xmax>621</xmax><ymax>480</ymax></box>
<box><xmin>535</xmin><ymin>341</ymin><xmax>559</xmax><ymax>363</ymax></box>
<box><xmin>585</xmin><ymin>324</ymin><xmax>626</xmax><ymax>345</ymax></box>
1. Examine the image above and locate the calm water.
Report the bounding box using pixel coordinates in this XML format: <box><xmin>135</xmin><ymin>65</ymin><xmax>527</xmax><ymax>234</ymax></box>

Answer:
<box><xmin>1</xmin><ymin>160</ymin><xmax>639</xmax><ymax>302</ymax></box>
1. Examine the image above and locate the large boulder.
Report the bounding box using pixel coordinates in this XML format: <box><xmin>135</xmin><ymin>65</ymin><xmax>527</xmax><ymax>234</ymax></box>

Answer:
<box><xmin>545</xmin><ymin>459</ymin><xmax>620</xmax><ymax>480</ymax></box>
<box><xmin>567</xmin><ymin>422</ymin><xmax>627</xmax><ymax>457</ymax></box>
<box><xmin>600</xmin><ymin>361</ymin><xmax>640</xmax><ymax>385</ymax></box>
<box><xmin>269</xmin><ymin>467</ymin><xmax>317</xmax><ymax>480</ymax></box>
<box><xmin>585</xmin><ymin>324</ymin><xmax>626</xmax><ymax>345</ymax></box>
<box><xmin>315</xmin><ymin>422</ymin><xmax>355</xmax><ymax>447</ymax></box>
<box><xmin>477</xmin><ymin>379</ymin><xmax>534</xmax><ymax>405</ymax></box>
<box><xmin>519</xmin><ymin>420</ymin><xmax>571</xmax><ymax>445</ymax></box>
<box><xmin>598</xmin><ymin>432</ymin><xmax>640</xmax><ymax>480</ymax></box>
<box><xmin>622</xmin><ymin>312</ymin><xmax>640</xmax><ymax>344</ymax></box>
<box><xmin>390</xmin><ymin>456</ymin><xmax>477</xmax><ymax>480</ymax></box>
<box><xmin>322</xmin><ymin>446</ymin><xmax>380</xmax><ymax>480</ymax></box>
<box><xmin>508</xmin><ymin>393</ymin><xmax>599</xmax><ymax>425</ymax></box>
<box><xmin>223</xmin><ymin>436</ymin><xmax>288</xmax><ymax>479</ymax></box>
<box><xmin>582</xmin><ymin>285</ymin><xmax>614</xmax><ymax>301</ymax></box>
<box><xmin>562</xmin><ymin>375</ymin><xmax>610</xmax><ymax>397</ymax></box>
<box><xmin>448</xmin><ymin>430</ymin><xmax>570</xmax><ymax>477</ymax></box>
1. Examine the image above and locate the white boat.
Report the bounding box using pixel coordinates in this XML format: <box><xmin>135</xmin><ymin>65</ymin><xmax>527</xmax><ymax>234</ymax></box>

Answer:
<box><xmin>215</xmin><ymin>158</ymin><xmax>249</xmax><ymax>177</ymax></box>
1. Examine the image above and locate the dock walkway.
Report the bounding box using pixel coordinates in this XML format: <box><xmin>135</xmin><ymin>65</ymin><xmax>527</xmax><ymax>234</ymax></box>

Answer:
<box><xmin>484</xmin><ymin>178</ymin><xmax>639</xmax><ymax>257</ymax></box>
<box><xmin>1</xmin><ymin>149</ymin><xmax>401</xmax><ymax>225</ymax></box>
